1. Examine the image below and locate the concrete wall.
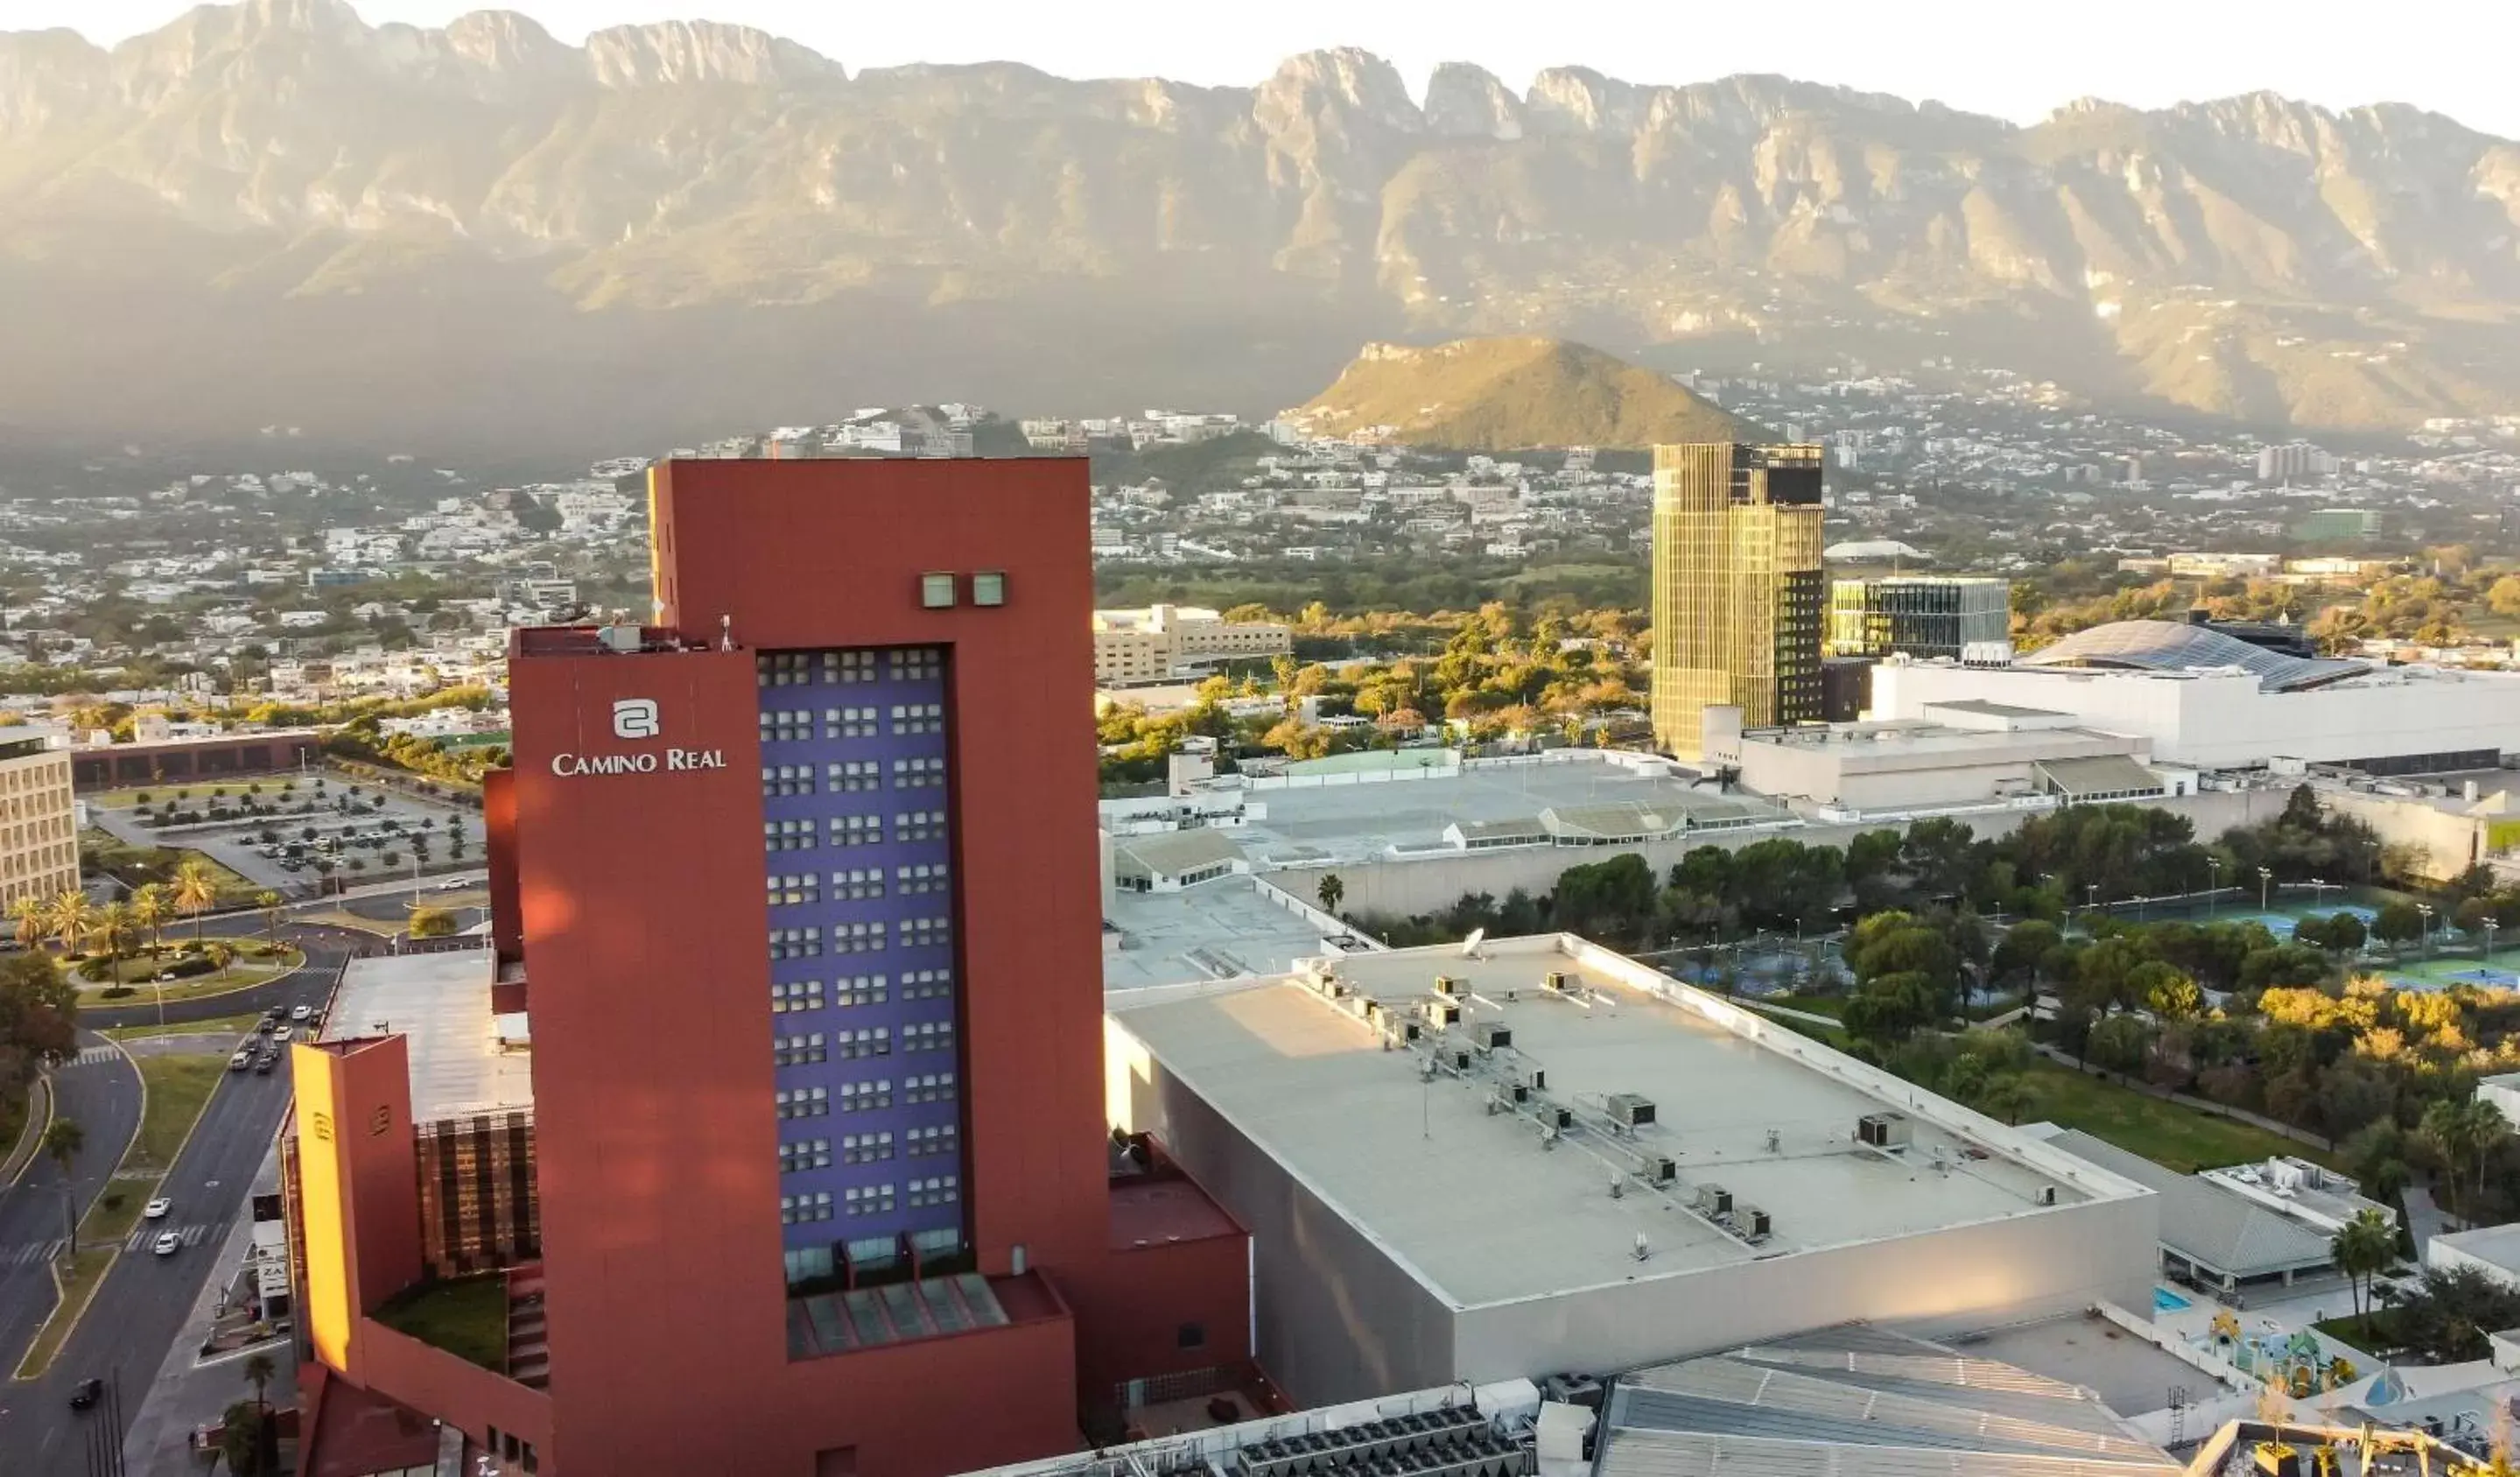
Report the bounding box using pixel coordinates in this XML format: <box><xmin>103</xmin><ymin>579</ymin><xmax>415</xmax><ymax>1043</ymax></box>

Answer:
<box><xmin>1106</xmin><ymin>1015</ymin><xmax>1457</xmax><ymax>1408</ymax></box>
<box><xmin>2320</xmin><ymin>788</ymin><xmax>2483</xmax><ymax>882</ymax></box>
<box><xmin>1452</xmin><ymin>1190</ymin><xmax>2157</xmax><ymax>1385</ymax></box>
<box><xmin>1305</xmin><ymin>788</ymin><xmax>2286</xmax><ymax>920</ymax></box>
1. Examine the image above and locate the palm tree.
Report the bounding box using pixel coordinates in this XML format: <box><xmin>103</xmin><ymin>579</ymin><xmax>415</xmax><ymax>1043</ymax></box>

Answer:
<box><xmin>130</xmin><ymin>883</ymin><xmax>167</xmax><ymax>959</ymax></box>
<box><xmin>2331</xmin><ymin>1206</ymin><xmax>2396</xmax><ymax>1339</ymax></box>
<box><xmin>2422</xmin><ymin>1097</ymin><xmax>2507</xmax><ymax>1218</ymax></box>
<box><xmin>42</xmin><ymin>1116</ymin><xmax>82</xmax><ymax>1250</ymax></box>
<box><xmin>9</xmin><ymin>895</ymin><xmax>45</xmax><ymax>951</ymax></box>
<box><xmin>91</xmin><ymin>901</ymin><xmax>133</xmax><ymax>967</ymax></box>
<box><xmin>172</xmin><ymin>858</ymin><xmax>219</xmax><ymax>946</ymax></box>
<box><xmin>241</xmin><ymin>1351</ymin><xmax>276</xmax><ymax>1415</ymax></box>
<box><xmin>1316</xmin><ymin>873</ymin><xmax>1344</xmax><ymax>915</ymax></box>
<box><xmin>256</xmin><ymin>891</ymin><xmax>283</xmax><ymax>948</ymax></box>
<box><xmin>47</xmin><ymin>889</ymin><xmax>92</xmax><ymax>956</ymax></box>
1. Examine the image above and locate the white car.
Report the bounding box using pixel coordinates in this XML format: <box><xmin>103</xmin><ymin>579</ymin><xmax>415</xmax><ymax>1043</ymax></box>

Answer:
<box><xmin>143</xmin><ymin>1198</ymin><xmax>171</xmax><ymax>1220</ymax></box>
<box><xmin>151</xmin><ymin>1232</ymin><xmax>179</xmax><ymax>1256</ymax></box>
<box><xmin>273</xmin><ymin>1026</ymin><xmax>293</xmax><ymax>1044</ymax></box>
<box><xmin>290</xmin><ymin>1004</ymin><xmax>312</xmax><ymax>1022</ymax></box>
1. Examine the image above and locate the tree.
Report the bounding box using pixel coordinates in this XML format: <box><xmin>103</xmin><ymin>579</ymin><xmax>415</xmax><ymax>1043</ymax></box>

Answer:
<box><xmin>2371</xmin><ymin>901</ymin><xmax>2425</xmax><ymax>951</ymax></box>
<box><xmin>2421</xmin><ymin>1097</ymin><xmax>2507</xmax><ymax>1216</ymax></box>
<box><xmin>242</xmin><ymin>1350</ymin><xmax>277</xmax><ymax>1414</ymax></box>
<box><xmin>172</xmin><ymin>857</ymin><xmax>220</xmax><ymax>946</ymax></box>
<box><xmin>2331</xmin><ymin>1206</ymin><xmax>2396</xmax><ymax>1338</ymax></box>
<box><xmin>42</xmin><ymin>1115</ymin><xmax>82</xmax><ymax>1249</ymax></box>
<box><xmin>1550</xmin><ymin>854</ymin><xmax>1658</xmax><ymax>945</ymax></box>
<box><xmin>131</xmin><ymin>883</ymin><xmax>168</xmax><ymax>959</ymax></box>
<box><xmin>1316</xmin><ymin>874</ymin><xmax>1344</xmax><ymax>916</ymax></box>
<box><xmin>1980</xmin><ymin>1074</ymin><xmax>2035</xmax><ymax>1127</ymax></box>
<box><xmin>47</xmin><ymin>889</ymin><xmax>92</xmax><ymax>955</ymax></box>
<box><xmin>219</xmin><ymin>1399</ymin><xmax>266</xmax><ymax>1476</ymax></box>
<box><xmin>92</xmin><ymin>900</ymin><xmax>133</xmax><ymax>964</ymax></box>
<box><xmin>257</xmin><ymin>891</ymin><xmax>284</xmax><ymax>946</ymax></box>
<box><xmin>1842</xmin><ymin>972</ymin><xmax>1941</xmax><ymax>1046</ymax></box>
<box><xmin>1990</xmin><ymin>919</ymin><xmax>2060</xmax><ymax>994</ymax></box>
<box><xmin>8</xmin><ymin>896</ymin><xmax>44</xmax><ymax>952</ymax></box>
<box><xmin>2086</xmin><ymin>1014</ymin><xmax>2151</xmax><ymax>1074</ymax></box>
<box><xmin>2133</xmin><ymin>962</ymin><xmax>2202</xmax><ymax>1023</ymax></box>
<box><xmin>407</xmin><ymin>907</ymin><xmax>457</xmax><ymax>939</ymax></box>
<box><xmin>2456</xmin><ymin>895</ymin><xmax>2497</xmax><ymax>940</ymax></box>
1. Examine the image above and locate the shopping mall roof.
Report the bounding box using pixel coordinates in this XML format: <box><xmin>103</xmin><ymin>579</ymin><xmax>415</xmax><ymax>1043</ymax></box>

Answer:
<box><xmin>2039</xmin><ymin>1129</ymin><xmax>2327</xmax><ymax>1281</ymax></box>
<box><xmin>1107</xmin><ymin>936</ymin><xmax>2142</xmax><ymax>1310</ymax></box>
<box><xmin>2022</xmin><ymin>620</ymin><xmax>2366</xmax><ymax>693</ymax></box>
<box><xmin>321</xmin><ymin>947</ymin><xmax>532</xmax><ymax>1122</ymax></box>
<box><xmin>1594</xmin><ymin>1324</ymin><xmax>2177</xmax><ymax>1477</ymax></box>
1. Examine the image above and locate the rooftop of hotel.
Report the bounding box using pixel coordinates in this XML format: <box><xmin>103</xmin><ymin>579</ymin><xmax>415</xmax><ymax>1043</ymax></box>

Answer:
<box><xmin>1106</xmin><ymin>935</ymin><xmax>2144</xmax><ymax>1311</ymax></box>
<box><xmin>1104</xmin><ymin>874</ymin><xmax>1358</xmax><ymax>992</ymax></box>
<box><xmin>320</xmin><ymin>947</ymin><xmax>532</xmax><ymax>1121</ymax></box>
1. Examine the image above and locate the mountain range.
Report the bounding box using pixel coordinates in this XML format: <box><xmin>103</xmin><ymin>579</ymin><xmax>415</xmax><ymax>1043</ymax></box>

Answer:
<box><xmin>3</xmin><ymin>0</ymin><xmax>2516</xmax><ymax>458</ymax></box>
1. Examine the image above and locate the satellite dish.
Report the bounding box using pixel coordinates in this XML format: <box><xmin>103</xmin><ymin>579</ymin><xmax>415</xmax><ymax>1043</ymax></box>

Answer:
<box><xmin>1461</xmin><ymin>927</ymin><xmax>1487</xmax><ymax>960</ymax></box>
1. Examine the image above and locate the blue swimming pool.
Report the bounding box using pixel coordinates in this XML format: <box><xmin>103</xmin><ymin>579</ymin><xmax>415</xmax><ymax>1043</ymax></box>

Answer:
<box><xmin>2155</xmin><ymin>1287</ymin><xmax>2193</xmax><ymax>1312</ymax></box>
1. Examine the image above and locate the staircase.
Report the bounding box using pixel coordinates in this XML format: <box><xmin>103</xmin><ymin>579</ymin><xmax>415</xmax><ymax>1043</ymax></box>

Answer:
<box><xmin>505</xmin><ymin>1264</ymin><xmax>549</xmax><ymax>1390</ymax></box>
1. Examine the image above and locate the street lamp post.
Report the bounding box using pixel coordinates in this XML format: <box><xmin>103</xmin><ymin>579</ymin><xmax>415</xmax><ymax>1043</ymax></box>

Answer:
<box><xmin>2258</xmin><ymin>867</ymin><xmax>2273</xmax><ymax>915</ymax></box>
<box><xmin>2418</xmin><ymin>903</ymin><xmax>2434</xmax><ymax>960</ymax></box>
<box><xmin>2208</xmin><ymin>856</ymin><xmax>2223</xmax><ymax>918</ymax></box>
<box><xmin>2488</xmin><ymin>918</ymin><xmax>2501</xmax><ymax>967</ymax></box>
<box><xmin>2085</xmin><ymin>883</ymin><xmax>2100</xmax><ymax>924</ymax></box>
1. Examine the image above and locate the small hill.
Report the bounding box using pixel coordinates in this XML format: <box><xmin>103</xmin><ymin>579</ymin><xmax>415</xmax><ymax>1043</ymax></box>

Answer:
<box><xmin>1289</xmin><ymin>337</ymin><xmax>1749</xmax><ymax>451</ymax></box>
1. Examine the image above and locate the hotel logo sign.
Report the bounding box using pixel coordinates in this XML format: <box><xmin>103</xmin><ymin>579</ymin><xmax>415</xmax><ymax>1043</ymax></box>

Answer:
<box><xmin>612</xmin><ymin>698</ymin><xmax>661</xmax><ymax>739</ymax></box>
<box><xmin>551</xmin><ymin>697</ymin><xmax>727</xmax><ymax>777</ymax></box>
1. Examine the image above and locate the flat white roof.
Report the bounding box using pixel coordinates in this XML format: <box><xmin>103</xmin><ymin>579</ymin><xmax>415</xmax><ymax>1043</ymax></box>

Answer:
<box><xmin>1110</xmin><ymin>935</ymin><xmax>2143</xmax><ymax>1310</ymax></box>
<box><xmin>321</xmin><ymin>947</ymin><xmax>531</xmax><ymax>1121</ymax></box>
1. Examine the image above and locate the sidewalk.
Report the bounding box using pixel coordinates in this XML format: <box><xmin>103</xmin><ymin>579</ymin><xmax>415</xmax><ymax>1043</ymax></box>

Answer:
<box><xmin>121</xmin><ymin>1206</ymin><xmax>293</xmax><ymax>1474</ymax></box>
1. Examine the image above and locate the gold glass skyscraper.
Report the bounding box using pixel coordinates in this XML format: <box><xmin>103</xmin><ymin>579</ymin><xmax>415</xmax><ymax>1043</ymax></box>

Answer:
<box><xmin>1650</xmin><ymin>442</ymin><xmax>1827</xmax><ymax>759</ymax></box>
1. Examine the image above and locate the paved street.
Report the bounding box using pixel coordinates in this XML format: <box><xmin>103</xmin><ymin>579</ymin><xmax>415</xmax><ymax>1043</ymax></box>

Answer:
<box><xmin>0</xmin><ymin>941</ymin><xmax>351</xmax><ymax>1476</ymax></box>
<box><xmin>0</xmin><ymin>1033</ymin><xmax>143</xmax><ymax>1375</ymax></box>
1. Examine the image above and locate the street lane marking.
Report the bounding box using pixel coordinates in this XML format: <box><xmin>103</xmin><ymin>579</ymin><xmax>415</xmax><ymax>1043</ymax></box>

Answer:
<box><xmin>67</xmin><ymin>1046</ymin><xmax>117</xmax><ymax>1067</ymax></box>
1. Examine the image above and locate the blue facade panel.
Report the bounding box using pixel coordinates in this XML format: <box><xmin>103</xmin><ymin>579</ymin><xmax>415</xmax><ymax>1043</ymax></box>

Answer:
<box><xmin>757</xmin><ymin>646</ymin><xmax>966</xmax><ymax>1286</ymax></box>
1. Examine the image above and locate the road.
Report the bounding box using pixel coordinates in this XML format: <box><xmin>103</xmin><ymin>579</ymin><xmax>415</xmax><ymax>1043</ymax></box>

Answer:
<box><xmin>0</xmin><ymin>940</ymin><xmax>352</xmax><ymax>1476</ymax></box>
<box><xmin>0</xmin><ymin>1034</ymin><xmax>143</xmax><ymax>1377</ymax></box>
<box><xmin>80</xmin><ymin>925</ymin><xmax>391</xmax><ymax>1032</ymax></box>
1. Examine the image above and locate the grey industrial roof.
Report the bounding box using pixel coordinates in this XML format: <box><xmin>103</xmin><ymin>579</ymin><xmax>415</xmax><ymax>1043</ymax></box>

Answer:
<box><xmin>1450</xmin><ymin>816</ymin><xmax>1548</xmax><ymax>842</ymax></box>
<box><xmin>2022</xmin><ymin>620</ymin><xmax>2366</xmax><ymax>693</ymax></box>
<box><xmin>2036</xmin><ymin>756</ymin><xmax>2166</xmax><ymax>798</ymax></box>
<box><xmin>1111</xmin><ymin>826</ymin><xmax>1245</xmax><ymax>881</ymax></box>
<box><xmin>1107</xmin><ymin>939</ymin><xmax>2115</xmax><ymax>1309</ymax></box>
<box><xmin>2045</xmin><ymin>1129</ymin><xmax>2329</xmax><ymax>1279</ymax></box>
<box><xmin>322</xmin><ymin>948</ymin><xmax>531</xmax><ymax>1122</ymax></box>
<box><xmin>1596</xmin><ymin>1324</ymin><xmax>2177</xmax><ymax>1477</ymax></box>
<box><xmin>1927</xmin><ymin>700</ymin><xmax>2072</xmax><ymax>720</ymax></box>
<box><xmin>1542</xmin><ymin>800</ymin><xmax>1689</xmax><ymax>840</ymax></box>
<box><xmin>2432</xmin><ymin>1222</ymin><xmax>2520</xmax><ymax>1275</ymax></box>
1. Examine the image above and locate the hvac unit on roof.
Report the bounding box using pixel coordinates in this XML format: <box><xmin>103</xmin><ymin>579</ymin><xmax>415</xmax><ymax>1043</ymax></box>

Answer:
<box><xmin>1857</xmin><ymin>1111</ymin><xmax>1913</xmax><ymax>1149</ymax></box>
<box><xmin>1433</xmin><ymin>974</ymin><xmax>1464</xmax><ymax>996</ymax></box>
<box><xmin>1695</xmin><ymin>1183</ymin><xmax>1732</xmax><ymax>1216</ymax></box>
<box><xmin>1542</xmin><ymin>970</ymin><xmax>1572</xmax><ymax>993</ymax></box>
<box><xmin>1605</xmin><ymin>1093</ymin><xmax>1657</xmax><ymax>1129</ymax></box>
<box><xmin>1421</xmin><ymin>998</ymin><xmax>1462</xmax><ymax>1029</ymax></box>
<box><xmin>1471</xmin><ymin>1021</ymin><xmax>1513</xmax><ymax>1052</ymax></box>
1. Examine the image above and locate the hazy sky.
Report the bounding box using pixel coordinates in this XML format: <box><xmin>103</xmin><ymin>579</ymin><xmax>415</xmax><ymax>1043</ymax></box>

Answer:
<box><xmin>24</xmin><ymin>0</ymin><xmax>2519</xmax><ymax>137</ymax></box>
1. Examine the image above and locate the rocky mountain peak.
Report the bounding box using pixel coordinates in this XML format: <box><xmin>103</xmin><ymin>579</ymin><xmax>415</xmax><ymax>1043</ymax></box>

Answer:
<box><xmin>581</xmin><ymin>19</ymin><xmax>843</xmax><ymax>89</ymax></box>
<box><xmin>1423</xmin><ymin>61</ymin><xmax>1525</xmax><ymax>140</ymax></box>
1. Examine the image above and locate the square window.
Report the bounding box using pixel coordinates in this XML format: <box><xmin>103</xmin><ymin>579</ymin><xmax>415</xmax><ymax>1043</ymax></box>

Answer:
<box><xmin>972</xmin><ymin>571</ymin><xmax>1006</xmax><ymax>607</ymax></box>
<box><xmin>1176</xmin><ymin>1322</ymin><xmax>1206</xmax><ymax>1351</ymax></box>
<box><xmin>920</xmin><ymin>573</ymin><xmax>957</xmax><ymax>608</ymax></box>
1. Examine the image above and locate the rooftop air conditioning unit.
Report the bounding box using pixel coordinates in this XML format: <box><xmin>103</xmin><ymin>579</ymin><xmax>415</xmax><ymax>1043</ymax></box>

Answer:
<box><xmin>1422</xmin><ymin>999</ymin><xmax>1462</xmax><ymax>1029</ymax></box>
<box><xmin>1857</xmin><ymin>1111</ymin><xmax>1913</xmax><ymax>1150</ymax></box>
<box><xmin>1518</xmin><ymin>1065</ymin><xmax>1548</xmax><ymax>1092</ymax></box>
<box><xmin>1450</xmin><ymin>1049</ymin><xmax>1472</xmax><ymax>1071</ymax></box>
<box><xmin>2036</xmin><ymin>1185</ymin><xmax>2058</xmax><ymax>1206</ymax></box>
<box><xmin>1695</xmin><ymin>1184</ymin><xmax>1732</xmax><ymax>1216</ymax></box>
<box><xmin>1546</xmin><ymin>1106</ymin><xmax>1574</xmax><ymax>1130</ymax></box>
<box><xmin>1433</xmin><ymin>974</ymin><xmax>1464</xmax><ymax>996</ymax></box>
<box><xmin>1606</xmin><ymin>1093</ymin><xmax>1657</xmax><ymax>1129</ymax></box>
<box><xmin>1542</xmin><ymin>971</ymin><xmax>1571</xmax><ymax>993</ymax></box>
<box><xmin>1471</xmin><ymin>1022</ymin><xmax>1513</xmax><ymax>1052</ymax></box>
<box><xmin>1740</xmin><ymin>1205</ymin><xmax>1772</xmax><ymax>1240</ymax></box>
<box><xmin>1646</xmin><ymin>1155</ymin><xmax>1678</xmax><ymax>1185</ymax></box>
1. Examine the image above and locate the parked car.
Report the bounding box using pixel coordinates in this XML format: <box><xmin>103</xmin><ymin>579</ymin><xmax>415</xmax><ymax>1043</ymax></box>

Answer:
<box><xmin>69</xmin><ymin>1377</ymin><xmax>102</xmax><ymax>1410</ymax></box>
<box><xmin>290</xmin><ymin>1004</ymin><xmax>312</xmax><ymax>1022</ymax></box>
<box><xmin>144</xmin><ymin>1198</ymin><xmax>171</xmax><ymax>1220</ymax></box>
<box><xmin>151</xmin><ymin>1231</ymin><xmax>179</xmax><ymax>1256</ymax></box>
<box><xmin>228</xmin><ymin>1050</ymin><xmax>251</xmax><ymax>1072</ymax></box>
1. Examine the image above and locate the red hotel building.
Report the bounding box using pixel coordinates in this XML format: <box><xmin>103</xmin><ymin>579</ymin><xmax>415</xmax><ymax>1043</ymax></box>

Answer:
<box><xmin>291</xmin><ymin>459</ymin><xmax>1253</xmax><ymax>1477</ymax></box>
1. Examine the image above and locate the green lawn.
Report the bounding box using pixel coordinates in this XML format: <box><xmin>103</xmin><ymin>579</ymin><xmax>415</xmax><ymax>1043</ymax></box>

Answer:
<box><xmin>76</xmin><ymin>942</ymin><xmax>301</xmax><ymax>1005</ymax></box>
<box><xmin>15</xmin><ymin>1246</ymin><xmax>114</xmax><ymax>1379</ymax></box>
<box><xmin>2312</xmin><ymin>1313</ymin><xmax>2396</xmax><ymax>1358</ymax></box>
<box><xmin>2024</xmin><ymin>1059</ymin><xmax>2328</xmax><ymax>1173</ymax></box>
<box><xmin>1764</xmin><ymin>993</ymin><xmax>1846</xmax><ymax>1019</ymax></box>
<box><xmin>374</xmin><ymin>1274</ymin><xmax>509</xmax><ymax>1373</ymax></box>
<box><xmin>105</xmin><ymin>1013</ymin><xmax>263</xmax><ymax>1044</ymax></box>
<box><xmin>128</xmin><ymin>1051</ymin><xmax>229</xmax><ymax>1172</ymax></box>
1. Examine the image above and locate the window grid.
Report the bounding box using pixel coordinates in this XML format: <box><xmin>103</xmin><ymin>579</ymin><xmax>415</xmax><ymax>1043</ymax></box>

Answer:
<box><xmin>758</xmin><ymin>652</ymin><xmax>815</xmax><ymax>687</ymax></box>
<box><xmin>832</xmin><ymin>815</ymin><xmax>881</xmax><ymax>848</ymax></box>
<box><xmin>890</xmin><ymin>649</ymin><xmax>942</xmax><ymax>682</ymax></box>
<box><xmin>768</xmin><ymin>873</ymin><xmax>819</xmax><ymax>906</ymax></box>
<box><xmin>764</xmin><ymin>818</ymin><xmax>816</xmax><ymax>852</ymax></box>
<box><xmin>907</xmin><ymin>1124</ymin><xmax>959</xmax><ymax>1157</ymax></box>
<box><xmin>901</xmin><ymin>968</ymin><xmax>952</xmax><ymax>1001</ymax></box>
<box><xmin>894</xmin><ymin>810</ymin><xmax>946</xmax><ymax>843</ymax></box>
<box><xmin>762</xmin><ymin>764</ymin><xmax>812</xmax><ymax>799</ymax></box>
<box><xmin>891</xmin><ymin>757</ymin><xmax>947</xmax><ymax>790</ymax></box>
<box><xmin>905</xmin><ymin>1073</ymin><xmax>957</xmax><ymax>1104</ymax></box>
<box><xmin>761</xmin><ymin>709</ymin><xmax>813</xmax><ymax>743</ymax></box>
<box><xmin>832</xmin><ymin>651</ymin><xmax>876</xmax><ymax>684</ymax></box>
<box><xmin>835</xmin><ymin>974</ymin><xmax>890</xmax><ymax>1008</ymax></box>
<box><xmin>779</xmin><ymin>1137</ymin><xmax>833</xmax><ymax>1174</ymax></box>
<box><xmin>771</xmin><ymin>980</ymin><xmax>825</xmax><ymax>1014</ymax></box>
<box><xmin>908</xmin><ymin>1175</ymin><xmax>959</xmax><ymax>1208</ymax></box>
<box><xmin>831</xmin><ymin>868</ymin><xmax>885</xmax><ymax>900</ymax></box>
<box><xmin>838</xmin><ymin>1026</ymin><xmax>891</xmax><ymax>1060</ymax></box>
<box><xmin>826</xmin><ymin>760</ymin><xmax>881</xmax><ymax>792</ymax></box>
<box><xmin>769</xmin><ymin>926</ymin><xmax>822</xmax><ymax>960</ymax></box>
<box><xmin>903</xmin><ymin>1020</ymin><xmax>955</xmax><ymax>1054</ymax></box>
<box><xmin>840</xmin><ymin>1080</ymin><xmax>895</xmax><ymax>1113</ymax></box>
<box><xmin>846</xmin><ymin>1184</ymin><xmax>898</xmax><ymax>1217</ymax></box>
<box><xmin>842</xmin><ymin>1131</ymin><xmax>895</xmax><ymax>1164</ymax></box>
<box><xmin>889</xmin><ymin>703</ymin><xmax>945</xmax><ymax>735</ymax></box>
<box><xmin>773</xmin><ymin>1032</ymin><xmax>828</xmax><ymax>1067</ymax></box>
<box><xmin>900</xmin><ymin>917</ymin><xmax>951</xmax><ymax>949</ymax></box>
<box><xmin>781</xmin><ymin>1191</ymin><xmax>834</xmax><ymax>1225</ymax></box>
<box><xmin>895</xmin><ymin>862</ymin><xmax>949</xmax><ymax>896</ymax></box>
<box><xmin>776</xmin><ymin>1087</ymin><xmax>830</xmax><ymax>1120</ymax></box>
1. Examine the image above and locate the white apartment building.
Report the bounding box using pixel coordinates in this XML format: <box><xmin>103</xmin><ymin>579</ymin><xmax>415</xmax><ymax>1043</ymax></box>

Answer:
<box><xmin>1092</xmin><ymin>604</ymin><xmax>1292</xmax><ymax>686</ymax></box>
<box><xmin>0</xmin><ymin>730</ymin><xmax>77</xmax><ymax>911</ymax></box>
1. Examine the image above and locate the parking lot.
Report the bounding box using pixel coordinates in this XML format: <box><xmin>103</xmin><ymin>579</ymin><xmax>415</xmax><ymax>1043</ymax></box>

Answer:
<box><xmin>90</xmin><ymin>772</ymin><xmax>482</xmax><ymax>891</ymax></box>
